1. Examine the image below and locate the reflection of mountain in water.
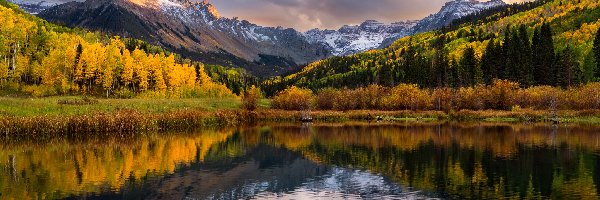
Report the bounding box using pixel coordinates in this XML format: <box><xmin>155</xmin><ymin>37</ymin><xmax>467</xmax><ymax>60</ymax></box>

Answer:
<box><xmin>9</xmin><ymin>123</ymin><xmax>600</xmax><ymax>199</ymax></box>
<box><xmin>88</xmin><ymin>144</ymin><xmax>419</xmax><ymax>199</ymax></box>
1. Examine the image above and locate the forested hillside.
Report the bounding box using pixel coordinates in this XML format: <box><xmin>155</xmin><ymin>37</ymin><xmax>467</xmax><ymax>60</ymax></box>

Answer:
<box><xmin>0</xmin><ymin>0</ymin><xmax>244</xmax><ymax>98</ymax></box>
<box><xmin>264</xmin><ymin>0</ymin><xmax>600</xmax><ymax>95</ymax></box>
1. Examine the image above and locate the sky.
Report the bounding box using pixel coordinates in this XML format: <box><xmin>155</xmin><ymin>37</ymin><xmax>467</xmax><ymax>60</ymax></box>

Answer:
<box><xmin>20</xmin><ymin>0</ymin><xmax>528</xmax><ymax>31</ymax></box>
<box><xmin>211</xmin><ymin>0</ymin><xmax>528</xmax><ymax>31</ymax></box>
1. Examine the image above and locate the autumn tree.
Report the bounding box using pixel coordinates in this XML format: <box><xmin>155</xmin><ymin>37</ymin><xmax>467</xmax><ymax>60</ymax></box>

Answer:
<box><xmin>242</xmin><ymin>85</ymin><xmax>262</xmax><ymax>111</ymax></box>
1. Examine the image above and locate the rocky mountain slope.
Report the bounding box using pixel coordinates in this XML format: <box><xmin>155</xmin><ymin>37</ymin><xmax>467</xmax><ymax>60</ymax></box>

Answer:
<box><xmin>8</xmin><ymin>0</ymin><xmax>58</xmax><ymax>13</ymax></box>
<box><xmin>304</xmin><ymin>20</ymin><xmax>418</xmax><ymax>56</ymax></box>
<box><xmin>411</xmin><ymin>0</ymin><xmax>506</xmax><ymax>33</ymax></box>
<box><xmin>38</xmin><ymin>0</ymin><xmax>330</xmax><ymax>76</ymax></box>
<box><xmin>29</xmin><ymin>0</ymin><xmax>504</xmax><ymax>76</ymax></box>
<box><xmin>303</xmin><ymin>0</ymin><xmax>505</xmax><ymax>56</ymax></box>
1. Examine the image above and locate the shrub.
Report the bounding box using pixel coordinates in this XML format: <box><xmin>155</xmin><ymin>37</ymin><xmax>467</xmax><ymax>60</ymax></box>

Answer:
<box><xmin>316</xmin><ymin>88</ymin><xmax>338</xmax><ymax>110</ymax></box>
<box><xmin>486</xmin><ymin>80</ymin><xmax>519</xmax><ymax>110</ymax></box>
<box><xmin>568</xmin><ymin>82</ymin><xmax>600</xmax><ymax>109</ymax></box>
<box><xmin>431</xmin><ymin>87</ymin><xmax>454</xmax><ymax>112</ymax></box>
<box><xmin>334</xmin><ymin>88</ymin><xmax>360</xmax><ymax>111</ymax></box>
<box><xmin>114</xmin><ymin>88</ymin><xmax>136</xmax><ymax>99</ymax></box>
<box><xmin>360</xmin><ymin>84</ymin><xmax>387</xmax><ymax>109</ymax></box>
<box><xmin>242</xmin><ymin>85</ymin><xmax>262</xmax><ymax>111</ymax></box>
<box><xmin>180</xmin><ymin>84</ymin><xmax>236</xmax><ymax>98</ymax></box>
<box><xmin>455</xmin><ymin>87</ymin><xmax>481</xmax><ymax>110</ymax></box>
<box><xmin>383</xmin><ymin>84</ymin><xmax>431</xmax><ymax>110</ymax></box>
<box><xmin>22</xmin><ymin>85</ymin><xmax>58</xmax><ymax>97</ymax></box>
<box><xmin>515</xmin><ymin>86</ymin><xmax>563</xmax><ymax>109</ymax></box>
<box><xmin>272</xmin><ymin>86</ymin><xmax>315</xmax><ymax>110</ymax></box>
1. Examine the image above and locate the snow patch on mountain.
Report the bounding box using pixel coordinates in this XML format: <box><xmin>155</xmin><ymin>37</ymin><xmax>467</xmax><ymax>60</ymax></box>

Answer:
<box><xmin>304</xmin><ymin>20</ymin><xmax>417</xmax><ymax>56</ymax></box>
<box><xmin>412</xmin><ymin>0</ymin><xmax>506</xmax><ymax>33</ymax></box>
<box><xmin>22</xmin><ymin>0</ymin><xmax>506</xmax><ymax>59</ymax></box>
<box><xmin>303</xmin><ymin>0</ymin><xmax>505</xmax><ymax>56</ymax></box>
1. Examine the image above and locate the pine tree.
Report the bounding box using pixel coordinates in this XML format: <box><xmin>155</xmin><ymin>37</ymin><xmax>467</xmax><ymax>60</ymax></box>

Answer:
<box><xmin>533</xmin><ymin>23</ymin><xmax>555</xmax><ymax>85</ymax></box>
<box><xmin>518</xmin><ymin>24</ymin><xmax>533</xmax><ymax>86</ymax></box>
<box><xmin>481</xmin><ymin>40</ymin><xmax>498</xmax><ymax>84</ymax></box>
<box><xmin>532</xmin><ymin>27</ymin><xmax>542</xmax><ymax>83</ymax></box>
<box><xmin>431</xmin><ymin>35</ymin><xmax>449</xmax><ymax>87</ymax></box>
<box><xmin>449</xmin><ymin>60</ymin><xmax>460</xmax><ymax>88</ymax></box>
<box><xmin>459</xmin><ymin>46</ymin><xmax>478</xmax><ymax>86</ymax></box>
<box><xmin>378</xmin><ymin>64</ymin><xmax>394</xmax><ymax>87</ymax></box>
<box><xmin>432</xmin><ymin>49</ymin><xmax>449</xmax><ymax>87</ymax></box>
<box><xmin>556</xmin><ymin>46</ymin><xmax>575</xmax><ymax>88</ymax></box>
<box><xmin>502</xmin><ymin>25</ymin><xmax>514</xmax><ymax>80</ymax></box>
<box><xmin>594</xmin><ymin>27</ymin><xmax>600</xmax><ymax>78</ymax></box>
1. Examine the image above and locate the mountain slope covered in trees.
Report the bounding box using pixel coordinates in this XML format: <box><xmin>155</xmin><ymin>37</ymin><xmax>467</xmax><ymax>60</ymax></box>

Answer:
<box><xmin>264</xmin><ymin>0</ymin><xmax>600</xmax><ymax>95</ymax></box>
<box><xmin>35</xmin><ymin>0</ymin><xmax>508</xmax><ymax>77</ymax></box>
<box><xmin>0</xmin><ymin>0</ymin><xmax>237</xmax><ymax>98</ymax></box>
<box><xmin>37</xmin><ymin>0</ymin><xmax>331</xmax><ymax>77</ymax></box>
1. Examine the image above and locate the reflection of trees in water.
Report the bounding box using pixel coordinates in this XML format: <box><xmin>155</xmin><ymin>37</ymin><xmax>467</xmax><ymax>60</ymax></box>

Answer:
<box><xmin>0</xmin><ymin>129</ymin><xmax>238</xmax><ymax>199</ymax></box>
<box><xmin>1</xmin><ymin>123</ymin><xmax>600</xmax><ymax>199</ymax></box>
<box><xmin>268</xmin><ymin>123</ymin><xmax>600</xmax><ymax>199</ymax></box>
<box><xmin>107</xmin><ymin>144</ymin><xmax>330</xmax><ymax>200</ymax></box>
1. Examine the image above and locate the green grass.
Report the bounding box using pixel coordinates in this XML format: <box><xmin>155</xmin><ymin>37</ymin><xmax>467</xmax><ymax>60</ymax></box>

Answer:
<box><xmin>483</xmin><ymin>117</ymin><xmax>522</xmax><ymax>122</ymax></box>
<box><xmin>560</xmin><ymin>117</ymin><xmax>600</xmax><ymax>125</ymax></box>
<box><xmin>0</xmin><ymin>96</ymin><xmax>243</xmax><ymax>117</ymax></box>
<box><xmin>386</xmin><ymin>117</ymin><xmax>439</xmax><ymax>122</ymax></box>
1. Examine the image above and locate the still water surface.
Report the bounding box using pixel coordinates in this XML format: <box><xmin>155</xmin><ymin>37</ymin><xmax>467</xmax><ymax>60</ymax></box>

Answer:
<box><xmin>2</xmin><ymin>122</ymin><xmax>600</xmax><ymax>199</ymax></box>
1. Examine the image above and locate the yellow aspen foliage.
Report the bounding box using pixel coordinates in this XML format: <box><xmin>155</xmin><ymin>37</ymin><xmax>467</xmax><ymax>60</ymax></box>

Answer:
<box><xmin>272</xmin><ymin>86</ymin><xmax>315</xmax><ymax>110</ymax></box>
<box><xmin>0</xmin><ymin>5</ymin><xmax>236</xmax><ymax>97</ymax></box>
<box><xmin>197</xmin><ymin>64</ymin><xmax>213</xmax><ymax>86</ymax></box>
<box><xmin>0</xmin><ymin>59</ymin><xmax>7</xmax><ymax>80</ymax></box>
<box><xmin>383</xmin><ymin>84</ymin><xmax>432</xmax><ymax>110</ymax></box>
<box><xmin>182</xmin><ymin>64</ymin><xmax>197</xmax><ymax>87</ymax></box>
<box><xmin>121</xmin><ymin>49</ymin><xmax>134</xmax><ymax>87</ymax></box>
<box><xmin>149</xmin><ymin>54</ymin><xmax>166</xmax><ymax>92</ymax></box>
<box><xmin>132</xmin><ymin>49</ymin><xmax>149</xmax><ymax>91</ymax></box>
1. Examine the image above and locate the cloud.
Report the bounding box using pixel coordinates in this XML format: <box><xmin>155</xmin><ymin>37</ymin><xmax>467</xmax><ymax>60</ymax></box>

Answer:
<box><xmin>211</xmin><ymin>0</ymin><xmax>535</xmax><ymax>31</ymax></box>
<box><xmin>22</xmin><ymin>0</ymin><xmax>532</xmax><ymax>31</ymax></box>
<box><xmin>211</xmin><ymin>0</ymin><xmax>449</xmax><ymax>31</ymax></box>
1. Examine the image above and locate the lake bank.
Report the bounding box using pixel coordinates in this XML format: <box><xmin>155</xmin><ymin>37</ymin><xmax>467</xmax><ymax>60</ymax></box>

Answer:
<box><xmin>2</xmin><ymin>96</ymin><xmax>600</xmax><ymax>138</ymax></box>
<box><xmin>3</xmin><ymin>107</ymin><xmax>600</xmax><ymax>139</ymax></box>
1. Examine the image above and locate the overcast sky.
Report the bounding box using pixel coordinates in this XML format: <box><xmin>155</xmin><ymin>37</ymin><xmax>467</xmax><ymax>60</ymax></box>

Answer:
<box><xmin>212</xmin><ymin>0</ymin><xmax>527</xmax><ymax>31</ymax></box>
<box><xmin>23</xmin><ymin>0</ymin><xmax>527</xmax><ymax>31</ymax></box>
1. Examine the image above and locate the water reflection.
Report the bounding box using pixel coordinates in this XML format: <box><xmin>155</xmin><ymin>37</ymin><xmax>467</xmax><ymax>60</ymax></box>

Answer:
<box><xmin>1</xmin><ymin>122</ymin><xmax>600</xmax><ymax>199</ymax></box>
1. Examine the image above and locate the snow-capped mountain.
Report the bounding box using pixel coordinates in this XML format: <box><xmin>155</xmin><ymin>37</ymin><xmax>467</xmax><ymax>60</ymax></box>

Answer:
<box><xmin>412</xmin><ymin>0</ymin><xmax>506</xmax><ymax>33</ymax></box>
<box><xmin>304</xmin><ymin>20</ymin><xmax>418</xmax><ymax>56</ymax></box>
<box><xmin>304</xmin><ymin>0</ymin><xmax>505</xmax><ymax>56</ymax></box>
<box><xmin>30</xmin><ymin>0</ymin><xmax>505</xmax><ymax>75</ymax></box>
<box><xmin>38</xmin><ymin>0</ymin><xmax>331</xmax><ymax>76</ymax></box>
<box><xmin>9</xmin><ymin>0</ymin><xmax>59</xmax><ymax>14</ymax></box>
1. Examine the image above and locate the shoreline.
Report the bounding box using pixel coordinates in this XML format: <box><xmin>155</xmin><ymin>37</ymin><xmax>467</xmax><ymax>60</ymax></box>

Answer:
<box><xmin>2</xmin><ymin>109</ymin><xmax>600</xmax><ymax>139</ymax></box>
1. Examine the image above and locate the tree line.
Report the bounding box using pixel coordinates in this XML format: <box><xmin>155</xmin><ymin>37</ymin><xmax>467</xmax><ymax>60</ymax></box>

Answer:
<box><xmin>272</xmin><ymin>80</ymin><xmax>600</xmax><ymax>111</ymax></box>
<box><xmin>263</xmin><ymin>0</ymin><xmax>600</xmax><ymax>96</ymax></box>
<box><xmin>0</xmin><ymin>4</ymin><xmax>238</xmax><ymax>98</ymax></box>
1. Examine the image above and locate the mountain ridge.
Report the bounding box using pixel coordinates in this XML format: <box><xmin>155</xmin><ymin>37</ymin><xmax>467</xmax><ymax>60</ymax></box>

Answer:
<box><xmin>32</xmin><ymin>0</ymin><xmax>505</xmax><ymax>76</ymax></box>
<box><xmin>304</xmin><ymin>0</ymin><xmax>505</xmax><ymax>56</ymax></box>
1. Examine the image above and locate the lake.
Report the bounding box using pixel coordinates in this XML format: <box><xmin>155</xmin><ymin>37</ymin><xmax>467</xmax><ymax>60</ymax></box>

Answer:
<box><xmin>1</xmin><ymin>122</ymin><xmax>600</xmax><ymax>199</ymax></box>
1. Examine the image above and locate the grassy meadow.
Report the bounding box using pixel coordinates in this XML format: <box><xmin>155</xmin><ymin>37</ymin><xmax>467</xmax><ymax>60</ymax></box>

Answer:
<box><xmin>0</xmin><ymin>96</ymin><xmax>255</xmax><ymax>117</ymax></box>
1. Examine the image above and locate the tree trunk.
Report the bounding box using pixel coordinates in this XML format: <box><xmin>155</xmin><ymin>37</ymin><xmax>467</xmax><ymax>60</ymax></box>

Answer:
<box><xmin>11</xmin><ymin>43</ymin><xmax>18</xmax><ymax>72</ymax></box>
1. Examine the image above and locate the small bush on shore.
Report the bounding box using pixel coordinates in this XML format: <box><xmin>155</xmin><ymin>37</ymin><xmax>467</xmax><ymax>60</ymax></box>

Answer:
<box><xmin>316</xmin><ymin>88</ymin><xmax>338</xmax><ymax>110</ymax></box>
<box><xmin>288</xmin><ymin>80</ymin><xmax>600</xmax><ymax>112</ymax></box>
<box><xmin>242</xmin><ymin>85</ymin><xmax>262</xmax><ymax>111</ymax></box>
<box><xmin>383</xmin><ymin>84</ymin><xmax>431</xmax><ymax>110</ymax></box>
<box><xmin>272</xmin><ymin>86</ymin><xmax>315</xmax><ymax>110</ymax></box>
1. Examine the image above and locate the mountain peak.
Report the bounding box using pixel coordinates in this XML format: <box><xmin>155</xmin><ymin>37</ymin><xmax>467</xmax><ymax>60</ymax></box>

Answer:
<box><xmin>200</xmin><ymin>0</ymin><xmax>220</xmax><ymax>18</ymax></box>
